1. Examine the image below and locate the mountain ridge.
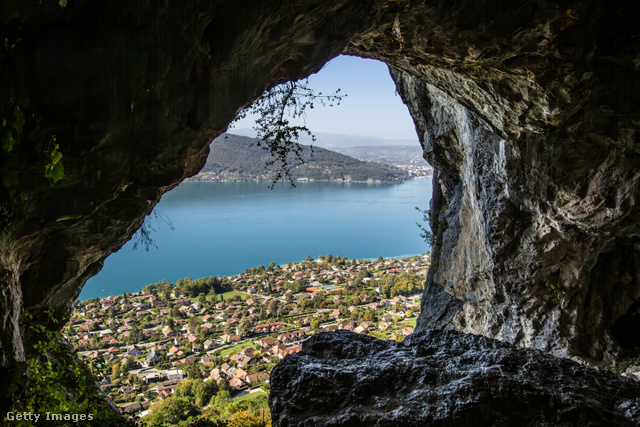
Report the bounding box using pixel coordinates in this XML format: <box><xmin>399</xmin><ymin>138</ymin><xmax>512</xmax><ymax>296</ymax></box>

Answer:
<box><xmin>190</xmin><ymin>133</ymin><xmax>411</xmax><ymax>183</ymax></box>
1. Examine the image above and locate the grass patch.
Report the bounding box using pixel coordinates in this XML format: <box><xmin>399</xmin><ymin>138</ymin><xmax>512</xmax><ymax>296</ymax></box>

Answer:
<box><xmin>220</xmin><ymin>291</ymin><xmax>248</xmax><ymax>301</ymax></box>
<box><xmin>234</xmin><ymin>390</ymin><xmax>267</xmax><ymax>403</ymax></box>
<box><xmin>400</xmin><ymin>317</ymin><xmax>417</xmax><ymax>328</ymax></box>
<box><xmin>219</xmin><ymin>341</ymin><xmax>255</xmax><ymax>357</ymax></box>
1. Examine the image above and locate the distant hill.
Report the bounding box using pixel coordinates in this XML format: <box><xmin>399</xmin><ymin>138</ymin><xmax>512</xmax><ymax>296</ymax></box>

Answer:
<box><xmin>332</xmin><ymin>145</ymin><xmax>425</xmax><ymax>166</ymax></box>
<box><xmin>191</xmin><ymin>134</ymin><xmax>410</xmax><ymax>183</ymax></box>
<box><xmin>229</xmin><ymin>128</ymin><xmax>419</xmax><ymax>148</ymax></box>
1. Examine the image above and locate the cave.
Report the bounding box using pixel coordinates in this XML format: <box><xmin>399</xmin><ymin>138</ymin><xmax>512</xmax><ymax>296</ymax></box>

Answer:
<box><xmin>2</xmin><ymin>0</ymin><xmax>640</xmax><ymax>423</ymax></box>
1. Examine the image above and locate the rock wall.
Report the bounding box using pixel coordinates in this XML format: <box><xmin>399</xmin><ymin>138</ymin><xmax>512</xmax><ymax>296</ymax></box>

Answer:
<box><xmin>379</xmin><ymin>2</ymin><xmax>640</xmax><ymax>361</ymax></box>
<box><xmin>0</xmin><ymin>0</ymin><xmax>376</xmax><ymax>370</ymax></box>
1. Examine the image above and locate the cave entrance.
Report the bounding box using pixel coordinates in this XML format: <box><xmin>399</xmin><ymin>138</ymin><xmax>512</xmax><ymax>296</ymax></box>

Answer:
<box><xmin>79</xmin><ymin>56</ymin><xmax>433</xmax><ymax>313</ymax></box>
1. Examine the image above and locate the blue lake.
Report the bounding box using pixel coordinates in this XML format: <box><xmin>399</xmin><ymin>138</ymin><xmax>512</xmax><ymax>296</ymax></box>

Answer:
<box><xmin>80</xmin><ymin>178</ymin><xmax>432</xmax><ymax>300</ymax></box>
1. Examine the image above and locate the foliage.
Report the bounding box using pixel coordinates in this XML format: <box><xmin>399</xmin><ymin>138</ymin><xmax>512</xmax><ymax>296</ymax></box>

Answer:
<box><xmin>232</xmin><ymin>79</ymin><xmax>344</xmax><ymax>187</ymax></box>
<box><xmin>43</xmin><ymin>135</ymin><xmax>65</xmax><ymax>184</ymax></box>
<box><xmin>11</xmin><ymin>311</ymin><xmax>131</xmax><ymax>426</ymax></box>
<box><xmin>142</xmin><ymin>380</ymin><xmax>269</xmax><ymax>427</ymax></box>
<box><xmin>133</xmin><ymin>209</ymin><xmax>175</xmax><ymax>251</ymax></box>
<box><xmin>415</xmin><ymin>207</ymin><xmax>434</xmax><ymax>246</ymax></box>
<box><xmin>550</xmin><ymin>278</ymin><xmax>568</xmax><ymax>307</ymax></box>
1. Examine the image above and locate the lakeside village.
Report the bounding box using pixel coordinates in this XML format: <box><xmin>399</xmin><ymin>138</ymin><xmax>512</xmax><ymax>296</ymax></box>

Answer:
<box><xmin>67</xmin><ymin>253</ymin><xmax>430</xmax><ymax>423</ymax></box>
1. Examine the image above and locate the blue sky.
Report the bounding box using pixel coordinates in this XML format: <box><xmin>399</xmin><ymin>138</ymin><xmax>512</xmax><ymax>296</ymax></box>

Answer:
<box><xmin>230</xmin><ymin>55</ymin><xmax>419</xmax><ymax>141</ymax></box>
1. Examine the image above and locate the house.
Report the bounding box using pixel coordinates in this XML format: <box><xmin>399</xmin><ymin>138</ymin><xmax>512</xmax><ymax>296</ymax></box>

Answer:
<box><xmin>271</xmin><ymin>343</ymin><xmax>288</xmax><ymax>357</ymax></box>
<box><xmin>329</xmin><ymin>309</ymin><xmax>341</xmax><ymax>318</ymax></box>
<box><xmin>165</xmin><ymin>369</ymin><xmax>184</xmax><ymax>380</ymax></box>
<box><xmin>255</xmin><ymin>337</ymin><xmax>278</xmax><ymax>349</ymax></box>
<box><xmin>241</xmin><ymin>347</ymin><xmax>257</xmax><ymax>357</ymax></box>
<box><xmin>278</xmin><ymin>331</ymin><xmax>306</xmax><ymax>344</ymax></box>
<box><xmin>126</xmin><ymin>345</ymin><xmax>143</xmax><ymax>357</ymax></box>
<box><xmin>187</xmin><ymin>334</ymin><xmax>198</xmax><ymax>343</ymax></box>
<box><xmin>338</xmin><ymin>321</ymin><xmax>356</xmax><ymax>331</ymax></box>
<box><xmin>156</xmin><ymin>379</ymin><xmax>183</xmax><ymax>397</ymax></box>
<box><xmin>146</xmin><ymin>349</ymin><xmax>162</xmax><ymax>366</ymax></box>
<box><xmin>231</xmin><ymin>354</ymin><xmax>257</xmax><ymax>368</ymax></box>
<box><xmin>279</xmin><ymin>345</ymin><xmax>302</xmax><ymax>359</ymax></box>
<box><xmin>203</xmin><ymin>339</ymin><xmax>215</xmax><ymax>350</ymax></box>
<box><xmin>353</xmin><ymin>324</ymin><xmax>369</xmax><ymax>334</ymax></box>
<box><xmin>229</xmin><ymin>377</ymin><xmax>245</xmax><ymax>390</ymax></box>
<box><xmin>233</xmin><ymin>368</ymin><xmax>248</xmax><ymax>381</ymax></box>
<box><xmin>200</xmin><ymin>354</ymin><xmax>217</xmax><ymax>365</ymax></box>
<box><xmin>246</xmin><ymin>372</ymin><xmax>269</xmax><ymax>385</ymax></box>
<box><xmin>162</xmin><ymin>326</ymin><xmax>175</xmax><ymax>337</ymax></box>
<box><xmin>378</xmin><ymin>322</ymin><xmax>390</xmax><ymax>331</ymax></box>
<box><xmin>121</xmin><ymin>401</ymin><xmax>150</xmax><ymax>413</ymax></box>
<box><xmin>210</xmin><ymin>368</ymin><xmax>227</xmax><ymax>381</ymax></box>
<box><xmin>402</xmin><ymin>327</ymin><xmax>414</xmax><ymax>335</ymax></box>
<box><xmin>221</xmin><ymin>334</ymin><xmax>240</xmax><ymax>343</ymax></box>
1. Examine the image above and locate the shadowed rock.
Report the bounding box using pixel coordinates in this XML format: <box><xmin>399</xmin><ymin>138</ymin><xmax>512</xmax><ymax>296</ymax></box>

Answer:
<box><xmin>270</xmin><ymin>330</ymin><xmax>640</xmax><ymax>426</ymax></box>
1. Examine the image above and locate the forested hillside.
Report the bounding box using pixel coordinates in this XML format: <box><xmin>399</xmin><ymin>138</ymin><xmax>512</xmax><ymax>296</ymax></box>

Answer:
<box><xmin>191</xmin><ymin>134</ymin><xmax>410</xmax><ymax>183</ymax></box>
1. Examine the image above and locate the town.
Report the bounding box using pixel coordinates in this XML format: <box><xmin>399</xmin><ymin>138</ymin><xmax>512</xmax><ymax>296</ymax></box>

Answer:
<box><xmin>67</xmin><ymin>253</ymin><xmax>430</xmax><ymax>425</ymax></box>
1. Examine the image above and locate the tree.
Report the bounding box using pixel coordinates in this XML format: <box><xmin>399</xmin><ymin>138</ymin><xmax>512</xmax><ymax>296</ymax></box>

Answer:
<box><xmin>195</xmin><ymin>380</ymin><xmax>219</xmax><ymax>407</ymax></box>
<box><xmin>310</xmin><ymin>317</ymin><xmax>320</xmax><ymax>331</ymax></box>
<box><xmin>143</xmin><ymin>283</ymin><xmax>158</xmax><ymax>294</ymax></box>
<box><xmin>188</xmin><ymin>317</ymin><xmax>200</xmax><ymax>333</ymax></box>
<box><xmin>198</xmin><ymin>293</ymin><xmax>208</xmax><ymax>305</ymax></box>
<box><xmin>129</xmin><ymin>325</ymin><xmax>143</xmax><ymax>343</ymax></box>
<box><xmin>238</xmin><ymin>318</ymin><xmax>253</xmax><ymax>339</ymax></box>
<box><xmin>233</xmin><ymin>79</ymin><xmax>344</xmax><ymax>187</ymax></box>
<box><xmin>211</xmin><ymin>389</ymin><xmax>232</xmax><ymax>414</ymax></box>
<box><xmin>187</xmin><ymin>363</ymin><xmax>201</xmax><ymax>380</ymax></box>
<box><xmin>268</xmin><ymin>299</ymin><xmax>278</xmax><ymax>315</ymax></box>
<box><xmin>223</xmin><ymin>322</ymin><xmax>233</xmax><ymax>336</ymax></box>
<box><xmin>197</xmin><ymin>325</ymin><xmax>206</xmax><ymax>342</ymax></box>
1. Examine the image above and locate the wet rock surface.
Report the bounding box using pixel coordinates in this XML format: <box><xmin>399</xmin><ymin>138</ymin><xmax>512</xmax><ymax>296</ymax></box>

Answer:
<box><xmin>270</xmin><ymin>330</ymin><xmax>640</xmax><ymax>426</ymax></box>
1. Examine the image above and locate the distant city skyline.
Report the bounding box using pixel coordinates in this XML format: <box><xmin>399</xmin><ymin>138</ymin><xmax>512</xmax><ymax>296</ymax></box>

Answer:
<box><xmin>230</xmin><ymin>55</ymin><xmax>419</xmax><ymax>142</ymax></box>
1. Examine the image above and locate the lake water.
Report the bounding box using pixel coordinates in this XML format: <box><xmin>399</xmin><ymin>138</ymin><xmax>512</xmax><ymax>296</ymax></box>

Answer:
<box><xmin>79</xmin><ymin>178</ymin><xmax>432</xmax><ymax>300</ymax></box>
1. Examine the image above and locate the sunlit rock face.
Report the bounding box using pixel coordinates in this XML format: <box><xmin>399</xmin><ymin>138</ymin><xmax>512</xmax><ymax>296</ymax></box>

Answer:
<box><xmin>271</xmin><ymin>330</ymin><xmax>640</xmax><ymax>426</ymax></box>
<box><xmin>373</xmin><ymin>2</ymin><xmax>640</xmax><ymax>362</ymax></box>
<box><xmin>1</xmin><ymin>0</ymin><xmax>639</xmax><ymax>409</ymax></box>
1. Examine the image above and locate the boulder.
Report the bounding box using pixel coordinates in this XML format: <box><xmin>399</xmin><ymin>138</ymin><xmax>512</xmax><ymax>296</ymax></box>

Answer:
<box><xmin>271</xmin><ymin>330</ymin><xmax>640</xmax><ymax>426</ymax></box>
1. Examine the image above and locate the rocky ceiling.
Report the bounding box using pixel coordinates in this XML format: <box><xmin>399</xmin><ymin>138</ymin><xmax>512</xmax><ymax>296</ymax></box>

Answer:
<box><xmin>1</xmin><ymin>0</ymin><xmax>639</xmax><ymax>408</ymax></box>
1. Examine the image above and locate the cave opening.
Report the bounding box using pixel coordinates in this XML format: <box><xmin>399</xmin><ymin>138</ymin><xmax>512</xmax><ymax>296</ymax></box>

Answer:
<box><xmin>79</xmin><ymin>55</ymin><xmax>434</xmax><ymax>303</ymax></box>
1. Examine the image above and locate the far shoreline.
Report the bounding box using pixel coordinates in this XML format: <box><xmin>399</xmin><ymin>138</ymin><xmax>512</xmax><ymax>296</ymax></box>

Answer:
<box><xmin>79</xmin><ymin>252</ymin><xmax>431</xmax><ymax>302</ymax></box>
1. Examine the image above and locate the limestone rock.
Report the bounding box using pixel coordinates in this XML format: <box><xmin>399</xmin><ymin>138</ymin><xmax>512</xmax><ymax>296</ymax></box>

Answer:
<box><xmin>270</xmin><ymin>330</ymin><xmax>640</xmax><ymax>426</ymax></box>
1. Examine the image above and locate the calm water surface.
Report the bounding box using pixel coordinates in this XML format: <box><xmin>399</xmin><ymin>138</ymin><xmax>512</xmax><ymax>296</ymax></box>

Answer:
<box><xmin>80</xmin><ymin>178</ymin><xmax>432</xmax><ymax>300</ymax></box>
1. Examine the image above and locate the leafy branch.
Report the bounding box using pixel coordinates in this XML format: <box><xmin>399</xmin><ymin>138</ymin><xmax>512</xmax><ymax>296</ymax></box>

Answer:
<box><xmin>132</xmin><ymin>209</ymin><xmax>174</xmax><ymax>251</ymax></box>
<box><xmin>233</xmin><ymin>79</ymin><xmax>345</xmax><ymax>188</ymax></box>
<box><xmin>415</xmin><ymin>206</ymin><xmax>434</xmax><ymax>246</ymax></box>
